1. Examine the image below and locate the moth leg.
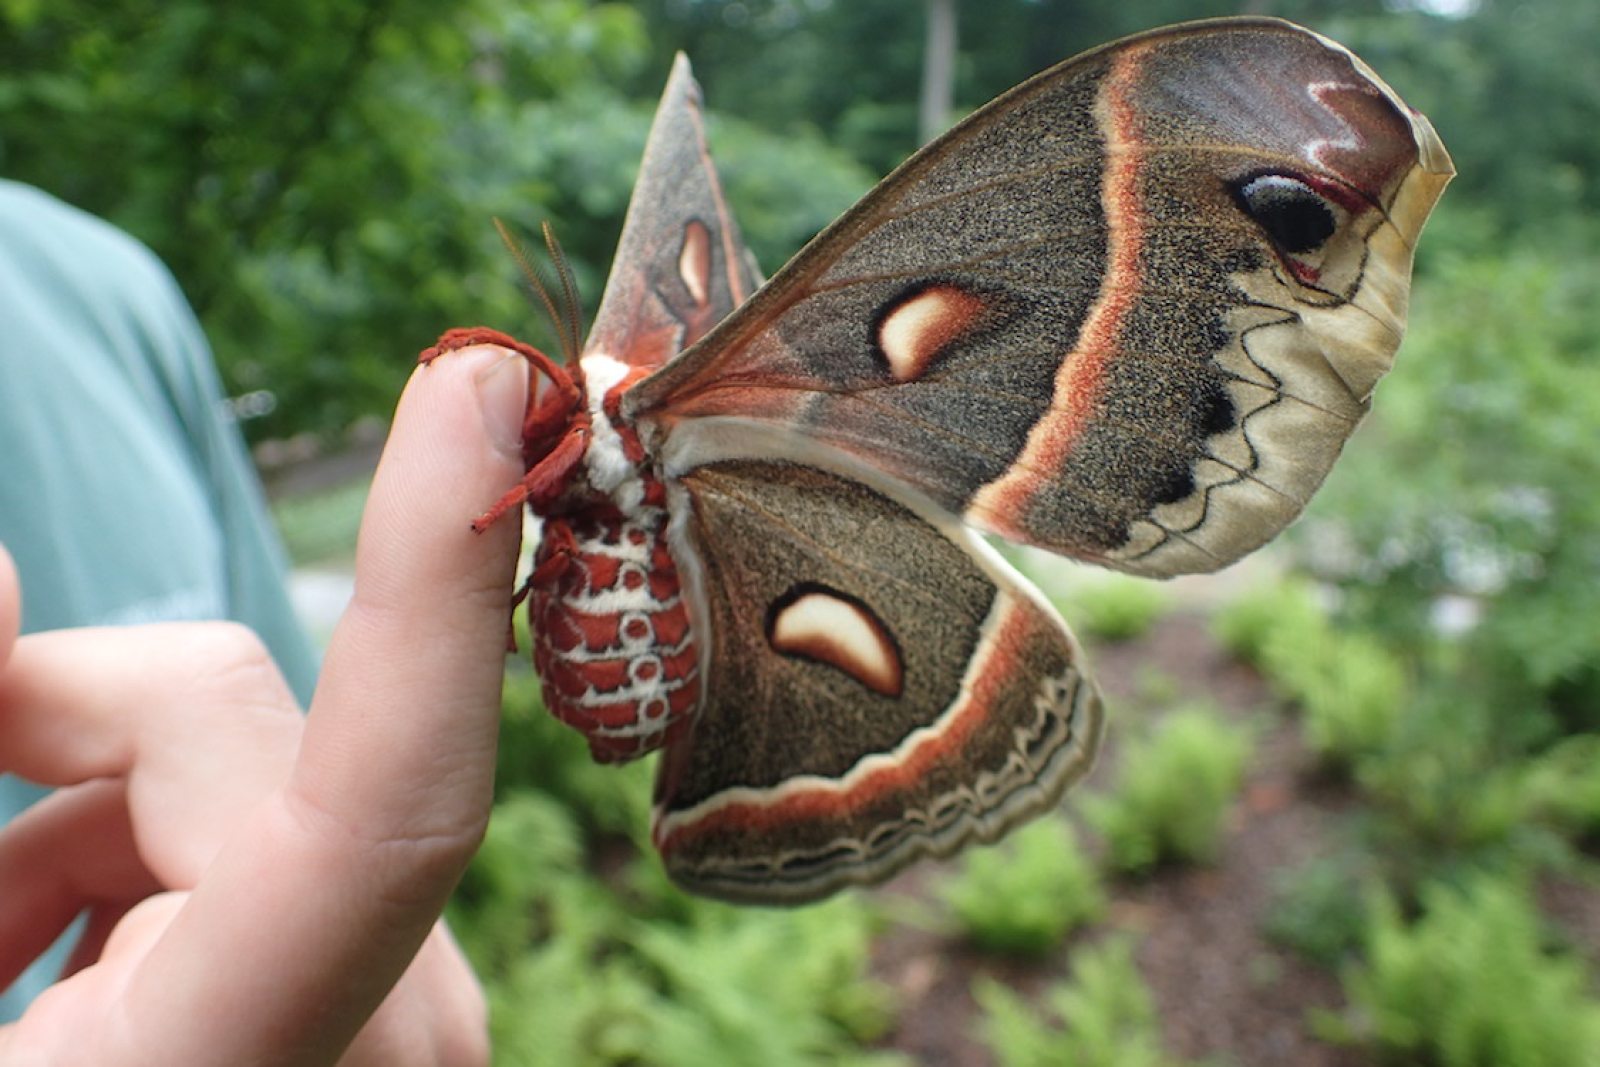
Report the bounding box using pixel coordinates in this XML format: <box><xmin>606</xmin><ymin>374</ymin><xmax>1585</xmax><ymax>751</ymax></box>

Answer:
<box><xmin>496</xmin><ymin>518</ymin><xmax>578</xmax><ymax>653</ymax></box>
<box><xmin>469</xmin><ymin>427</ymin><xmax>589</xmax><ymax>533</ymax></box>
<box><xmin>418</xmin><ymin>326</ymin><xmax>538</xmax><ymax>364</ymax></box>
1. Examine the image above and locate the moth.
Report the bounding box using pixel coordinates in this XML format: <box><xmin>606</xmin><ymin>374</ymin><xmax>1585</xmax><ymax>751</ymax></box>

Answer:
<box><xmin>423</xmin><ymin>17</ymin><xmax>1452</xmax><ymax>904</ymax></box>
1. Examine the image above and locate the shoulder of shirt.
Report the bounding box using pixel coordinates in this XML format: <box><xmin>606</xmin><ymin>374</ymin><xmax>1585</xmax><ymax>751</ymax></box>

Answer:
<box><xmin>0</xmin><ymin>179</ymin><xmax>188</xmax><ymax>314</ymax></box>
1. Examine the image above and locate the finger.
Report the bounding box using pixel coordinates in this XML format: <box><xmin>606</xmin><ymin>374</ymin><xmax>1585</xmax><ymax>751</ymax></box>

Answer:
<box><xmin>0</xmin><ymin>622</ymin><xmax>299</xmax><ymax>785</ymax></box>
<box><xmin>0</xmin><ymin>781</ymin><xmax>157</xmax><ymax>990</ymax></box>
<box><xmin>62</xmin><ymin>897</ymin><xmax>142</xmax><ymax>978</ymax></box>
<box><xmin>93</xmin><ymin>891</ymin><xmax>187</xmax><ymax>973</ymax></box>
<box><xmin>0</xmin><ymin>623</ymin><xmax>302</xmax><ymax>883</ymax></box>
<box><xmin>344</xmin><ymin>925</ymin><xmax>488</xmax><ymax>1067</ymax></box>
<box><xmin>114</xmin><ymin>345</ymin><xmax>526</xmax><ymax>1064</ymax></box>
<box><xmin>0</xmin><ymin>545</ymin><xmax>18</xmax><ymax>666</ymax></box>
<box><xmin>297</xmin><ymin>344</ymin><xmax>528</xmax><ymax>843</ymax></box>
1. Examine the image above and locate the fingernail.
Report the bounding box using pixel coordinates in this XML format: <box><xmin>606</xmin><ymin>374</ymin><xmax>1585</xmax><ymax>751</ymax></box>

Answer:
<box><xmin>473</xmin><ymin>353</ymin><xmax>529</xmax><ymax>459</ymax></box>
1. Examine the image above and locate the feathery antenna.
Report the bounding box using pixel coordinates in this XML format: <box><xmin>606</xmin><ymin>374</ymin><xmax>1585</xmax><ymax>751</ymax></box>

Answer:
<box><xmin>493</xmin><ymin>218</ymin><xmax>585</xmax><ymax>364</ymax></box>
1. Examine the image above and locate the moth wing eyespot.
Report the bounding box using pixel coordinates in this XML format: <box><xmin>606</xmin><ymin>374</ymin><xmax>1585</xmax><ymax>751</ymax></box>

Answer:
<box><xmin>1234</xmin><ymin>173</ymin><xmax>1339</xmax><ymax>255</ymax></box>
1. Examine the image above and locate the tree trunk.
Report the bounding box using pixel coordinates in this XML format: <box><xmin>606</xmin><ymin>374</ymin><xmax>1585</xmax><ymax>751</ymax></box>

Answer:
<box><xmin>919</xmin><ymin>0</ymin><xmax>957</xmax><ymax>144</ymax></box>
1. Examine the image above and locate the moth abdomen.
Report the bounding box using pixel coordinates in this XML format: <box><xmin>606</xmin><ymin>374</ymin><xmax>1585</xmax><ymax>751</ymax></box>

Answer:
<box><xmin>530</xmin><ymin>501</ymin><xmax>701</xmax><ymax>764</ymax></box>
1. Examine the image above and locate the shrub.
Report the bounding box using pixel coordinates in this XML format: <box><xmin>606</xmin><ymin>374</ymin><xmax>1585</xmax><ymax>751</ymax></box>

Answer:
<box><xmin>1087</xmin><ymin>707</ymin><xmax>1251</xmax><ymax>875</ymax></box>
<box><xmin>1304</xmin><ymin>244</ymin><xmax>1600</xmax><ymax>746</ymax></box>
<box><xmin>456</xmin><ymin>662</ymin><xmax>907</xmax><ymax>1066</ymax></box>
<box><xmin>938</xmin><ymin>817</ymin><xmax>1104</xmax><ymax>957</ymax></box>
<box><xmin>1351</xmin><ymin>695</ymin><xmax>1562</xmax><ymax>882</ymax></box>
<box><xmin>1214</xmin><ymin>579</ymin><xmax>1407</xmax><ymax>770</ymax></box>
<box><xmin>1295</xmin><ymin>631</ymin><xmax>1409</xmax><ymax>770</ymax></box>
<box><xmin>1264</xmin><ymin>853</ymin><xmax>1376</xmax><ymax>966</ymax></box>
<box><xmin>1210</xmin><ymin>577</ymin><xmax>1325</xmax><ymax>667</ymax></box>
<box><xmin>1053</xmin><ymin>571</ymin><xmax>1171</xmax><ymax>643</ymax></box>
<box><xmin>977</xmin><ymin>936</ymin><xmax>1189</xmax><ymax>1067</ymax></box>
<box><xmin>1331</xmin><ymin>876</ymin><xmax>1600</xmax><ymax>1066</ymax></box>
<box><xmin>1521</xmin><ymin>734</ymin><xmax>1600</xmax><ymax>845</ymax></box>
<box><xmin>493</xmin><ymin>666</ymin><xmax>655</xmax><ymax>839</ymax></box>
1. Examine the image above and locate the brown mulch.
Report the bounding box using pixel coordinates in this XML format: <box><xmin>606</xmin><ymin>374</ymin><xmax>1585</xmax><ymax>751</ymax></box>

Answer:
<box><xmin>872</xmin><ymin>612</ymin><xmax>1371</xmax><ymax>1066</ymax></box>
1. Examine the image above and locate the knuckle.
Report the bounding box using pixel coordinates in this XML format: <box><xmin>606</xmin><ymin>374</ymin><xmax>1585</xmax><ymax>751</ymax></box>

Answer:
<box><xmin>167</xmin><ymin>621</ymin><xmax>292</xmax><ymax>707</ymax></box>
<box><xmin>282</xmin><ymin>781</ymin><xmax>489</xmax><ymax>904</ymax></box>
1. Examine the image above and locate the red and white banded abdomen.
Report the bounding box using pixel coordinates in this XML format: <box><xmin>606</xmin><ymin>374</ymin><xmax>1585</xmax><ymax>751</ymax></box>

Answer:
<box><xmin>530</xmin><ymin>503</ymin><xmax>701</xmax><ymax>763</ymax></box>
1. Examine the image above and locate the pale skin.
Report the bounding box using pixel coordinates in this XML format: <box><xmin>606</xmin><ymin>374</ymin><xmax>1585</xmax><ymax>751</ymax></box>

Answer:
<box><xmin>0</xmin><ymin>345</ymin><xmax>529</xmax><ymax>1066</ymax></box>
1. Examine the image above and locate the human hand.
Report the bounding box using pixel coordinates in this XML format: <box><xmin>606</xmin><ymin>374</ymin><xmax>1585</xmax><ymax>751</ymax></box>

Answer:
<box><xmin>0</xmin><ymin>344</ymin><xmax>531</xmax><ymax>1066</ymax></box>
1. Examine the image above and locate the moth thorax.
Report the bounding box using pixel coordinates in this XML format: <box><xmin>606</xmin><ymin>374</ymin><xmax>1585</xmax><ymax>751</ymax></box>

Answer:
<box><xmin>529</xmin><ymin>501</ymin><xmax>700</xmax><ymax>763</ymax></box>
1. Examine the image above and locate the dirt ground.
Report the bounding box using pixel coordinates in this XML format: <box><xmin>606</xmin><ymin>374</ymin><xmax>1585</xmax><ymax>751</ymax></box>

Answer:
<box><xmin>870</xmin><ymin>612</ymin><xmax>1372</xmax><ymax>1066</ymax></box>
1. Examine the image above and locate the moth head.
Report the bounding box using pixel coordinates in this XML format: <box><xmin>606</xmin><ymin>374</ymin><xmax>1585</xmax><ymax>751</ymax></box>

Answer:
<box><xmin>518</xmin><ymin>345</ymin><xmax>585</xmax><ymax>468</ymax></box>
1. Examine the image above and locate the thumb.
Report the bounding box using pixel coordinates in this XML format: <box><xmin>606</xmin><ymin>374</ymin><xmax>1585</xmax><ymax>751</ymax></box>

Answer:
<box><xmin>103</xmin><ymin>344</ymin><xmax>529</xmax><ymax>1067</ymax></box>
<box><xmin>295</xmin><ymin>343</ymin><xmax>529</xmax><ymax>854</ymax></box>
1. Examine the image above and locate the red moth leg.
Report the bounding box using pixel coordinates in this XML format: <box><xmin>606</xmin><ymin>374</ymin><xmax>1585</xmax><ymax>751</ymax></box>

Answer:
<box><xmin>418</xmin><ymin>327</ymin><xmax>591</xmax><ymax>531</ymax></box>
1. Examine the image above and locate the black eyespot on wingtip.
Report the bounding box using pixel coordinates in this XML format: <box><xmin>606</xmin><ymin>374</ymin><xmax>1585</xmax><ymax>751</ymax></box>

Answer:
<box><xmin>1234</xmin><ymin>173</ymin><xmax>1337</xmax><ymax>255</ymax></box>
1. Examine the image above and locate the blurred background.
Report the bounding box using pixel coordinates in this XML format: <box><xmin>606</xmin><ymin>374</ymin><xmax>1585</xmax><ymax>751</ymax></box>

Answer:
<box><xmin>4</xmin><ymin>0</ymin><xmax>1597</xmax><ymax>1064</ymax></box>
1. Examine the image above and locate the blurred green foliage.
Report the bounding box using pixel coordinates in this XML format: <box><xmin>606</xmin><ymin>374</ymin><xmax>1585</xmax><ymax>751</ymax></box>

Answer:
<box><xmin>938</xmin><ymin>817</ymin><xmax>1105</xmax><ymax>957</ymax></box>
<box><xmin>1214</xmin><ymin>580</ymin><xmax>1409</xmax><ymax>771</ymax></box>
<box><xmin>0</xmin><ymin>0</ymin><xmax>869</xmax><ymax>443</ymax></box>
<box><xmin>1087</xmin><ymin>707</ymin><xmax>1252</xmax><ymax>874</ymax></box>
<box><xmin>450</xmin><ymin>672</ymin><xmax>906</xmax><ymax>1067</ymax></box>
<box><xmin>1039</xmin><ymin>568</ymin><xmax>1172</xmax><ymax>644</ymax></box>
<box><xmin>976</xmin><ymin>936</ymin><xmax>1195</xmax><ymax>1067</ymax></box>
<box><xmin>1327</xmin><ymin>877</ymin><xmax>1600</xmax><ymax>1066</ymax></box>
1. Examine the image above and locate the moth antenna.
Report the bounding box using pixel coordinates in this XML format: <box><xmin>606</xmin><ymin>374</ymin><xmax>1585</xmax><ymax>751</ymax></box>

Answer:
<box><xmin>493</xmin><ymin>217</ymin><xmax>581</xmax><ymax>365</ymax></box>
<box><xmin>542</xmin><ymin>221</ymin><xmax>585</xmax><ymax>364</ymax></box>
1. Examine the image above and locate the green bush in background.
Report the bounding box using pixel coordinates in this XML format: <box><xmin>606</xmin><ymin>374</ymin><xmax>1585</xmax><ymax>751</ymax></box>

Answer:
<box><xmin>977</xmin><ymin>937</ymin><xmax>1194</xmax><ymax>1067</ymax></box>
<box><xmin>1328</xmin><ymin>876</ymin><xmax>1600</xmax><ymax>1067</ymax></box>
<box><xmin>1087</xmin><ymin>707</ymin><xmax>1251</xmax><ymax>875</ymax></box>
<box><xmin>938</xmin><ymin>817</ymin><xmax>1104</xmax><ymax>957</ymax></box>
<box><xmin>451</xmin><ymin>676</ymin><xmax>905</xmax><ymax>1067</ymax></box>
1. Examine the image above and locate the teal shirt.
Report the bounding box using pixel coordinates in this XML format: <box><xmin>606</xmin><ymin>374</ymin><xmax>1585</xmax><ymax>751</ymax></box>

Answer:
<box><xmin>0</xmin><ymin>180</ymin><xmax>319</xmax><ymax>1017</ymax></box>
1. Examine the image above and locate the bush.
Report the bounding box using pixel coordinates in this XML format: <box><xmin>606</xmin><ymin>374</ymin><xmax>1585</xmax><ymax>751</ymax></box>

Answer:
<box><xmin>493</xmin><ymin>667</ymin><xmax>655</xmax><ymax>839</ymax></box>
<box><xmin>1351</xmin><ymin>695</ymin><xmax>1565</xmax><ymax>884</ymax></box>
<box><xmin>1521</xmin><ymin>735</ymin><xmax>1600</xmax><ymax>845</ymax></box>
<box><xmin>1330</xmin><ymin>876</ymin><xmax>1600</xmax><ymax>1066</ymax></box>
<box><xmin>456</xmin><ymin>664</ymin><xmax>906</xmax><ymax>1066</ymax></box>
<box><xmin>1265</xmin><ymin>853</ymin><xmax>1377</xmax><ymax>967</ymax></box>
<box><xmin>1051</xmin><ymin>571</ymin><xmax>1171</xmax><ymax>643</ymax></box>
<box><xmin>1210</xmin><ymin>578</ymin><xmax>1325</xmax><ymax>667</ymax></box>
<box><xmin>1304</xmin><ymin>242</ymin><xmax>1600</xmax><ymax>744</ymax></box>
<box><xmin>1087</xmin><ymin>707</ymin><xmax>1251</xmax><ymax>875</ymax></box>
<box><xmin>976</xmin><ymin>937</ymin><xmax>1189</xmax><ymax>1067</ymax></box>
<box><xmin>1214</xmin><ymin>580</ymin><xmax>1407</xmax><ymax>771</ymax></box>
<box><xmin>938</xmin><ymin>818</ymin><xmax>1104</xmax><ymax>957</ymax></box>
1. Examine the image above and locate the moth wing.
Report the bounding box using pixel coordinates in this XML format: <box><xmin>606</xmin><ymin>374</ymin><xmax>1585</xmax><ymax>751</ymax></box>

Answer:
<box><xmin>654</xmin><ymin>459</ymin><xmax>1102</xmax><ymax>904</ymax></box>
<box><xmin>626</xmin><ymin>18</ymin><xmax>1452</xmax><ymax>577</ymax></box>
<box><xmin>585</xmin><ymin>54</ymin><xmax>762</xmax><ymax>369</ymax></box>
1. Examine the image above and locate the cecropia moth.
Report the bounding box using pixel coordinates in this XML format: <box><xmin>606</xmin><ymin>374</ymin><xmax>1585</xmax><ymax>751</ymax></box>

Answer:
<box><xmin>422</xmin><ymin>17</ymin><xmax>1452</xmax><ymax>904</ymax></box>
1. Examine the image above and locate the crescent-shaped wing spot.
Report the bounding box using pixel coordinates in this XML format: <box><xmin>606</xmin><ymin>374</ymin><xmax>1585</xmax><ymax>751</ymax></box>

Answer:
<box><xmin>874</xmin><ymin>283</ymin><xmax>986</xmax><ymax>383</ymax></box>
<box><xmin>765</xmin><ymin>583</ymin><xmax>905</xmax><ymax>697</ymax></box>
<box><xmin>679</xmin><ymin>219</ymin><xmax>713</xmax><ymax>308</ymax></box>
